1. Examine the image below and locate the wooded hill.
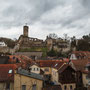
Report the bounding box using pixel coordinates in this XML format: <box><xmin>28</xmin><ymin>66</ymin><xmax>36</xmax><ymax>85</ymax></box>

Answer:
<box><xmin>0</xmin><ymin>37</ymin><xmax>16</xmax><ymax>48</ymax></box>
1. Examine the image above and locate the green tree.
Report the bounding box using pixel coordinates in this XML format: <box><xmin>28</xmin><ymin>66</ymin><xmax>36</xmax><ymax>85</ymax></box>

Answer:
<box><xmin>76</xmin><ymin>34</ymin><xmax>90</xmax><ymax>51</ymax></box>
<box><xmin>47</xmin><ymin>48</ymin><xmax>57</xmax><ymax>57</ymax></box>
<box><xmin>71</xmin><ymin>36</ymin><xmax>77</xmax><ymax>48</ymax></box>
<box><xmin>77</xmin><ymin>39</ymin><xmax>90</xmax><ymax>51</ymax></box>
<box><xmin>48</xmin><ymin>33</ymin><xmax>58</xmax><ymax>39</ymax></box>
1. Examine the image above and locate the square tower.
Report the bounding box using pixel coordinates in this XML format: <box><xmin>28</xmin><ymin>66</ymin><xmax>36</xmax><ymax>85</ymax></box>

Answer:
<box><xmin>23</xmin><ymin>25</ymin><xmax>29</xmax><ymax>37</ymax></box>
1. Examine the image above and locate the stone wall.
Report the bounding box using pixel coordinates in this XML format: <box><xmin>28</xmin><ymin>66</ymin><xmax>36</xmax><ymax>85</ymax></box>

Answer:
<box><xmin>0</xmin><ymin>46</ymin><xmax>9</xmax><ymax>53</ymax></box>
<box><xmin>15</xmin><ymin>51</ymin><xmax>43</xmax><ymax>58</ymax></box>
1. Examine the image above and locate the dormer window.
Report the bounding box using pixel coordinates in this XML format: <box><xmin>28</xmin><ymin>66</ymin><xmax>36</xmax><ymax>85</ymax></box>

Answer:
<box><xmin>85</xmin><ymin>67</ymin><xmax>88</xmax><ymax>71</ymax></box>
<box><xmin>34</xmin><ymin>68</ymin><xmax>35</xmax><ymax>71</ymax></box>
<box><xmin>8</xmin><ymin>69</ymin><xmax>12</xmax><ymax>74</ymax></box>
<box><xmin>45</xmin><ymin>68</ymin><xmax>49</xmax><ymax>72</ymax></box>
<box><xmin>37</xmin><ymin>68</ymin><xmax>39</xmax><ymax>71</ymax></box>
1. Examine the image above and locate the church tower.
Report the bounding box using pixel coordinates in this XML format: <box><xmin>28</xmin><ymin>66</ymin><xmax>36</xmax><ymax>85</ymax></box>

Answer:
<box><xmin>23</xmin><ymin>25</ymin><xmax>29</xmax><ymax>37</ymax></box>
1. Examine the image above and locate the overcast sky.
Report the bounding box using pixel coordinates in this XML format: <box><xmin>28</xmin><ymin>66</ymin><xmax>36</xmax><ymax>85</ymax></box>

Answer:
<box><xmin>0</xmin><ymin>0</ymin><xmax>90</xmax><ymax>40</ymax></box>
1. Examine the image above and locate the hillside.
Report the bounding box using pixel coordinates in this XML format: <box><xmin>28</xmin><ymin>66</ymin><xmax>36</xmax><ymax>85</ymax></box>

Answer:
<box><xmin>0</xmin><ymin>37</ymin><xmax>16</xmax><ymax>48</ymax></box>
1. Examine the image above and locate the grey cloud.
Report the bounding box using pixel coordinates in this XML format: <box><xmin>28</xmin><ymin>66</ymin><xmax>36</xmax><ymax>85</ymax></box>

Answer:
<box><xmin>40</xmin><ymin>0</ymin><xmax>90</xmax><ymax>30</ymax></box>
<box><xmin>80</xmin><ymin>0</ymin><xmax>90</xmax><ymax>9</ymax></box>
<box><xmin>0</xmin><ymin>0</ymin><xmax>65</xmax><ymax>28</ymax></box>
<box><xmin>26</xmin><ymin>0</ymin><xmax>65</xmax><ymax>24</ymax></box>
<box><xmin>0</xmin><ymin>0</ymin><xmax>90</xmax><ymax>39</ymax></box>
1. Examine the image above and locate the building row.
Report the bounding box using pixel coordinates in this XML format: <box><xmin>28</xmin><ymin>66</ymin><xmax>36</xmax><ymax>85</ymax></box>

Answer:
<box><xmin>0</xmin><ymin>51</ymin><xmax>90</xmax><ymax>90</ymax></box>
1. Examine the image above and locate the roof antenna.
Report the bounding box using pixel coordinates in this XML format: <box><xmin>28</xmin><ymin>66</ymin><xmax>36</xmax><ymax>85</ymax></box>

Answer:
<box><xmin>25</xmin><ymin>23</ymin><xmax>28</xmax><ymax>26</ymax></box>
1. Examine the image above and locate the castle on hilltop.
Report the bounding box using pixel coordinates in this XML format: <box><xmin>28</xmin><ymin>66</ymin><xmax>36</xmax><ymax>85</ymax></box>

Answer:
<box><xmin>17</xmin><ymin>25</ymin><xmax>46</xmax><ymax>49</ymax></box>
<box><xmin>15</xmin><ymin>25</ymin><xmax>70</xmax><ymax>53</ymax></box>
<box><xmin>0</xmin><ymin>25</ymin><xmax>70</xmax><ymax>58</ymax></box>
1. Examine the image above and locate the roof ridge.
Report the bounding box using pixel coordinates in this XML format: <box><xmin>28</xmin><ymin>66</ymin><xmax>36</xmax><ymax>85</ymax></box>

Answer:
<box><xmin>58</xmin><ymin>63</ymin><xmax>66</xmax><ymax>71</ymax></box>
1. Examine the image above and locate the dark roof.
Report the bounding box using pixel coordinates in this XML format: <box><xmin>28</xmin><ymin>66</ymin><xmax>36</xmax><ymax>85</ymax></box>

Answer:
<box><xmin>58</xmin><ymin>64</ymin><xmax>75</xmax><ymax>73</ymax></box>
<box><xmin>0</xmin><ymin>64</ymin><xmax>17</xmax><ymax>82</ymax></box>
<box><xmin>17</xmin><ymin>69</ymin><xmax>44</xmax><ymax>81</ymax></box>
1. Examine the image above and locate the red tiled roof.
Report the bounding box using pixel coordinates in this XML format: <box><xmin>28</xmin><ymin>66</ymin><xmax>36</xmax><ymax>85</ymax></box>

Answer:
<box><xmin>0</xmin><ymin>64</ymin><xmax>17</xmax><ymax>82</ymax></box>
<box><xmin>71</xmin><ymin>59</ymin><xmax>89</xmax><ymax>71</ymax></box>
<box><xmin>36</xmin><ymin>60</ymin><xmax>65</xmax><ymax>69</ymax></box>
<box><xmin>8</xmin><ymin>55</ymin><xmax>32</xmax><ymax>69</ymax></box>
<box><xmin>72</xmin><ymin>51</ymin><xmax>90</xmax><ymax>59</ymax></box>
<box><xmin>52</xmin><ymin>62</ymin><xmax>65</xmax><ymax>70</ymax></box>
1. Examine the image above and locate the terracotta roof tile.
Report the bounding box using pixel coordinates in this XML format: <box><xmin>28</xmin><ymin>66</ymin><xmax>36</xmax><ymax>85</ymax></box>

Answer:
<box><xmin>8</xmin><ymin>55</ymin><xmax>32</xmax><ymax>69</ymax></box>
<box><xmin>0</xmin><ymin>64</ymin><xmax>17</xmax><ymax>82</ymax></box>
<box><xmin>71</xmin><ymin>59</ymin><xmax>89</xmax><ymax>71</ymax></box>
<box><xmin>36</xmin><ymin>60</ymin><xmax>65</xmax><ymax>69</ymax></box>
<box><xmin>72</xmin><ymin>51</ymin><xmax>90</xmax><ymax>59</ymax></box>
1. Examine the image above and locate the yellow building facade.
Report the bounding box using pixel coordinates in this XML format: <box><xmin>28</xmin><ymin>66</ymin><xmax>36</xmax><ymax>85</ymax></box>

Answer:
<box><xmin>82</xmin><ymin>72</ymin><xmax>90</xmax><ymax>87</ymax></box>
<box><xmin>41</xmin><ymin>67</ymin><xmax>52</xmax><ymax>75</ymax></box>
<box><xmin>14</xmin><ymin>73</ymin><xmax>43</xmax><ymax>90</ymax></box>
<box><xmin>30</xmin><ymin>65</ymin><xmax>40</xmax><ymax>74</ymax></box>
<box><xmin>0</xmin><ymin>70</ymin><xmax>43</xmax><ymax>90</ymax></box>
<box><xmin>0</xmin><ymin>82</ymin><xmax>14</xmax><ymax>90</ymax></box>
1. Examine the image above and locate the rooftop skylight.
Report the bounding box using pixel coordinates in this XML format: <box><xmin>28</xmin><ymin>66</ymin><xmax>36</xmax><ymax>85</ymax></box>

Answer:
<box><xmin>8</xmin><ymin>69</ymin><xmax>12</xmax><ymax>74</ymax></box>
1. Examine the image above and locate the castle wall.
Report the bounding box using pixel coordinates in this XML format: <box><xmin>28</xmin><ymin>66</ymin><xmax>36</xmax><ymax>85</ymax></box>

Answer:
<box><xmin>0</xmin><ymin>46</ymin><xmax>9</xmax><ymax>53</ymax></box>
<box><xmin>15</xmin><ymin>52</ymin><xmax>43</xmax><ymax>58</ymax></box>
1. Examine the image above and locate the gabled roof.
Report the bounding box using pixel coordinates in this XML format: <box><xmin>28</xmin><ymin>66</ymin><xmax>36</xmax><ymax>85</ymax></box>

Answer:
<box><xmin>58</xmin><ymin>64</ymin><xmax>75</xmax><ymax>73</ymax></box>
<box><xmin>0</xmin><ymin>64</ymin><xmax>17</xmax><ymax>82</ymax></box>
<box><xmin>30</xmin><ymin>61</ymin><xmax>40</xmax><ymax>67</ymax></box>
<box><xmin>71</xmin><ymin>59</ymin><xmax>89</xmax><ymax>71</ymax></box>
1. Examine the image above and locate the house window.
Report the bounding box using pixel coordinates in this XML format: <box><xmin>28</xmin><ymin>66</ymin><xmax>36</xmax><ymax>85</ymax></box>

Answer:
<box><xmin>30</xmin><ymin>68</ymin><xmax>32</xmax><ymax>70</ymax></box>
<box><xmin>53</xmin><ymin>71</ymin><xmax>54</xmax><ymax>75</ymax></box>
<box><xmin>32</xmin><ymin>84</ymin><xmax>36</xmax><ymax>90</ymax></box>
<box><xmin>45</xmin><ymin>68</ymin><xmax>49</xmax><ymax>72</ymax></box>
<box><xmin>86</xmin><ymin>84</ymin><xmax>88</xmax><ymax>87</ymax></box>
<box><xmin>86</xmin><ymin>75</ymin><xmax>88</xmax><ymax>79</ymax></box>
<box><xmin>64</xmin><ymin>85</ymin><xmax>67</xmax><ymax>90</ymax></box>
<box><xmin>34</xmin><ymin>68</ymin><xmax>35</xmax><ymax>71</ymax></box>
<box><xmin>70</xmin><ymin>85</ymin><xmax>72</xmax><ymax>90</ymax></box>
<box><xmin>37</xmin><ymin>68</ymin><xmax>39</xmax><ymax>71</ymax></box>
<box><xmin>88</xmin><ymin>81</ymin><xmax>90</xmax><ymax>86</ymax></box>
<box><xmin>55</xmin><ymin>72</ymin><xmax>56</xmax><ymax>76</ymax></box>
<box><xmin>22</xmin><ymin>85</ymin><xmax>26</xmax><ymax>90</ymax></box>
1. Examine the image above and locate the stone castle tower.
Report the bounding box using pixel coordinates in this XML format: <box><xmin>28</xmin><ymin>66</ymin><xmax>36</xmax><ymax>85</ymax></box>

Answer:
<box><xmin>23</xmin><ymin>25</ymin><xmax>29</xmax><ymax>37</ymax></box>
